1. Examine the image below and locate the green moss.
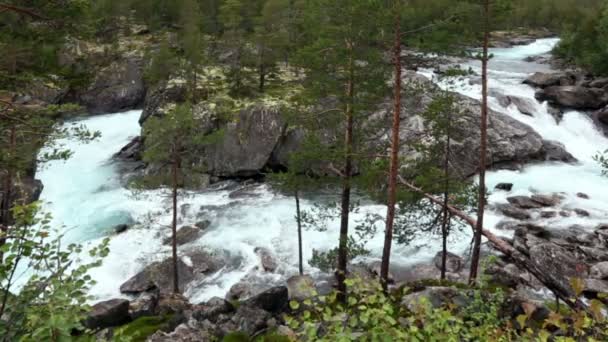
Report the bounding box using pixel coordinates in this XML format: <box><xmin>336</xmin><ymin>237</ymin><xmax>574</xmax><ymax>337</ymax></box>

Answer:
<box><xmin>222</xmin><ymin>331</ymin><xmax>250</xmax><ymax>342</ymax></box>
<box><xmin>254</xmin><ymin>332</ymin><xmax>292</xmax><ymax>342</ymax></box>
<box><xmin>113</xmin><ymin>315</ymin><xmax>174</xmax><ymax>342</ymax></box>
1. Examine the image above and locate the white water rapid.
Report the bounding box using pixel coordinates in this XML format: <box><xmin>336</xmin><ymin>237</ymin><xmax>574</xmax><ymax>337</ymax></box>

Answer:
<box><xmin>35</xmin><ymin>38</ymin><xmax>608</xmax><ymax>303</ymax></box>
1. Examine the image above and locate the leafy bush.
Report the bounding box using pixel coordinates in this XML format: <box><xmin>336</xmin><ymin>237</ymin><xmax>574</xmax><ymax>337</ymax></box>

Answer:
<box><xmin>284</xmin><ymin>276</ymin><xmax>608</xmax><ymax>341</ymax></box>
<box><xmin>0</xmin><ymin>202</ymin><xmax>109</xmax><ymax>341</ymax></box>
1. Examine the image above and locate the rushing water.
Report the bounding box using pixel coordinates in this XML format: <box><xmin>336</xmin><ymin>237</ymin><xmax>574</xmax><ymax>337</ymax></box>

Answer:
<box><xmin>35</xmin><ymin>38</ymin><xmax>608</xmax><ymax>303</ymax></box>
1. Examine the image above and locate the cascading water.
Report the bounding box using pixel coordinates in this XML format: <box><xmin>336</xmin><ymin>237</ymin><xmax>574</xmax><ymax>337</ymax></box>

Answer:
<box><xmin>35</xmin><ymin>38</ymin><xmax>608</xmax><ymax>303</ymax></box>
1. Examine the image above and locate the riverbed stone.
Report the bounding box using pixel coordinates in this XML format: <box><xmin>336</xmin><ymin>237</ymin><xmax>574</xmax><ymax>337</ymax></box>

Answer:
<box><xmin>507</xmin><ymin>196</ymin><xmax>544</xmax><ymax>209</ymax></box>
<box><xmin>433</xmin><ymin>251</ymin><xmax>464</xmax><ymax>273</ymax></box>
<box><xmin>85</xmin><ymin>299</ymin><xmax>131</xmax><ymax>329</ymax></box>
<box><xmin>497</xmin><ymin>203</ymin><xmax>532</xmax><ymax>220</ymax></box>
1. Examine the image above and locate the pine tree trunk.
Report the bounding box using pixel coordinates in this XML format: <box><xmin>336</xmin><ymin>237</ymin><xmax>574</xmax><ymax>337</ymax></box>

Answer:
<box><xmin>469</xmin><ymin>0</ymin><xmax>490</xmax><ymax>284</ymax></box>
<box><xmin>380</xmin><ymin>9</ymin><xmax>402</xmax><ymax>292</ymax></box>
<box><xmin>440</xmin><ymin>99</ymin><xmax>452</xmax><ymax>280</ymax></box>
<box><xmin>0</xmin><ymin>125</ymin><xmax>16</xmax><ymax>262</ymax></box>
<box><xmin>259</xmin><ymin>45</ymin><xmax>265</xmax><ymax>93</ymax></box>
<box><xmin>295</xmin><ymin>189</ymin><xmax>303</xmax><ymax>275</ymax></box>
<box><xmin>337</xmin><ymin>50</ymin><xmax>355</xmax><ymax>303</ymax></box>
<box><xmin>171</xmin><ymin>147</ymin><xmax>180</xmax><ymax>294</ymax></box>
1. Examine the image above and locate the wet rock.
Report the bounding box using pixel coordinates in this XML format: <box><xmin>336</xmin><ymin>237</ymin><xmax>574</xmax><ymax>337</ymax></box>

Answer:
<box><xmin>577</xmin><ymin>192</ymin><xmax>590</xmax><ymax>199</ymax></box>
<box><xmin>287</xmin><ymin>275</ymin><xmax>316</xmax><ymax>301</ymax></box>
<box><xmin>254</xmin><ymin>247</ymin><xmax>278</xmax><ymax>273</ymax></box>
<box><xmin>114</xmin><ymin>224</ymin><xmax>129</xmax><ymax>234</ymax></box>
<box><xmin>497</xmin><ymin>203</ymin><xmax>532</xmax><ymax>220</ymax></box>
<box><xmin>401</xmin><ymin>287</ymin><xmax>469</xmax><ymax>311</ymax></box>
<box><xmin>574</xmin><ymin>209</ymin><xmax>590</xmax><ymax>217</ymax></box>
<box><xmin>531</xmin><ymin>194</ymin><xmax>560</xmax><ymax>207</ymax></box>
<box><xmin>243</xmin><ymin>286</ymin><xmax>288</xmax><ymax>313</ymax></box>
<box><xmin>559</xmin><ymin>210</ymin><xmax>572</xmax><ymax>217</ymax></box>
<box><xmin>129</xmin><ymin>291</ymin><xmax>159</xmax><ymax>320</ymax></box>
<box><xmin>507</xmin><ymin>196</ymin><xmax>544</xmax><ymax>209</ymax></box>
<box><xmin>163</xmin><ymin>226</ymin><xmax>203</xmax><ymax>246</ymax></box>
<box><xmin>195</xmin><ymin>220</ymin><xmax>211</xmax><ymax>230</ymax></box>
<box><xmin>523</xmin><ymin>72</ymin><xmax>576</xmax><ymax>88</ymax></box>
<box><xmin>529</xmin><ymin>243</ymin><xmax>589</xmax><ymax>291</ymax></box>
<box><xmin>486</xmin><ymin>263</ymin><xmax>534</xmax><ymax>288</ymax></box>
<box><xmin>226</xmin><ymin>281</ymin><xmax>252</xmax><ymax>301</ymax></box>
<box><xmin>433</xmin><ymin>251</ymin><xmax>464</xmax><ymax>273</ymax></box>
<box><xmin>540</xmin><ymin>140</ymin><xmax>577</xmax><ymax>163</ymax></box>
<box><xmin>114</xmin><ymin>136</ymin><xmax>142</xmax><ymax>161</ymax></box>
<box><xmin>590</xmin><ymin>78</ymin><xmax>608</xmax><ymax>88</ymax></box>
<box><xmin>495</xmin><ymin>183</ymin><xmax>513</xmax><ymax>191</ymax></box>
<box><xmin>535</xmin><ymin>86</ymin><xmax>608</xmax><ymax>110</ymax></box>
<box><xmin>192</xmin><ymin>297</ymin><xmax>234</xmax><ymax>322</ymax></box>
<box><xmin>540</xmin><ymin>211</ymin><xmax>557</xmax><ymax>219</ymax></box>
<box><xmin>590</xmin><ymin>262</ymin><xmax>608</xmax><ymax>280</ymax></box>
<box><xmin>120</xmin><ymin>258</ymin><xmax>194</xmax><ymax>294</ymax></box>
<box><xmin>85</xmin><ymin>299</ymin><xmax>131</xmax><ymax>329</ymax></box>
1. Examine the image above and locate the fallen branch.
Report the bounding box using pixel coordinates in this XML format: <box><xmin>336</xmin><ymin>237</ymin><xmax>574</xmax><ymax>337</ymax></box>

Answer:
<box><xmin>397</xmin><ymin>175</ymin><xmax>589</xmax><ymax>312</ymax></box>
<box><xmin>0</xmin><ymin>3</ymin><xmax>48</xmax><ymax>20</ymax></box>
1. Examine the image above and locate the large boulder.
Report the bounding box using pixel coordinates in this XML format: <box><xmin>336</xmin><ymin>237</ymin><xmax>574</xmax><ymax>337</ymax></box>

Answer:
<box><xmin>536</xmin><ymin>86</ymin><xmax>608</xmax><ymax>110</ymax></box>
<box><xmin>433</xmin><ymin>251</ymin><xmax>464</xmax><ymax>273</ymax></box>
<box><xmin>85</xmin><ymin>299</ymin><xmax>131</xmax><ymax>329</ymax></box>
<box><xmin>163</xmin><ymin>226</ymin><xmax>204</xmax><ymax>246</ymax></box>
<box><xmin>120</xmin><ymin>251</ymin><xmax>220</xmax><ymax>294</ymax></box>
<box><xmin>79</xmin><ymin>58</ymin><xmax>145</xmax><ymax>114</ymax></box>
<box><xmin>529</xmin><ymin>243</ymin><xmax>589</xmax><ymax>293</ymax></box>
<box><xmin>254</xmin><ymin>247</ymin><xmax>278</xmax><ymax>273</ymax></box>
<box><xmin>286</xmin><ymin>275</ymin><xmax>316</xmax><ymax>301</ymax></box>
<box><xmin>203</xmin><ymin>105</ymin><xmax>285</xmax><ymax>177</ymax></box>
<box><xmin>120</xmin><ymin>258</ymin><xmax>194</xmax><ymax>294</ymax></box>
<box><xmin>243</xmin><ymin>286</ymin><xmax>289</xmax><ymax>313</ymax></box>
<box><xmin>523</xmin><ymin>72</ymin><xmax>576</xmax><ymax>88</ymax></box>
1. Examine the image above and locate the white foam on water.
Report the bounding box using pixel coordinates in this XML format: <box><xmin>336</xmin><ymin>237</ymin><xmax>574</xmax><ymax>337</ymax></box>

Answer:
<box><xmin>32</xmin><ymin>38</ymin><xmax>608</xmax><ymax>303</ymax></box>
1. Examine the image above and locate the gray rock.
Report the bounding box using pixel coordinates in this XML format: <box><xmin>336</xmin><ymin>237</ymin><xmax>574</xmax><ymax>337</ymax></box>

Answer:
<box><xmin>583</xmin><ymin>279</ymin><xmax>608</xmax><ymax>295</ymax></box>
<box><xmin>129</xmin><ymin>291</ymin><xmax>159</xmax><ymax>320</ymax></box>
<box><xmin>433</xmin><ymin>251</ymin><xmax>464</xmax><ymax>273</ymax></box>
<box><xmin>574</xmin><ymin>208</ymin><xmax>590</xmax><ymax>217</ymax></box>
<box><xmin>577</xmin><ymin>192</ymin><xmax>590</xmax><ymax>199</ymax></box>
<box><xmin>540</xmin><ymin>140</ymin><xmax>577</xmax><ymax>163</ymax></box>
<box><xmin>590</xmin><ymin>78</ymin><xmax>608</xmax><ymax>88</ymax></box>
<box><xmin>579</xmin><ymin>246</ymin><xmax>608</xmax><ymax>262</ymax></box>
<box><xmin>529</xmin><ymin>243</ymin><xmax>589</xmax><ymax>292</ymax></box>
<box><xmin>120</xmin><ymin>258</ymin><xmax>193</xmax><ymax>295</ymax></box>
<box><xmin>497</xmin><ymin>203</ymin><xmax>532</xmax><ymax>220</ymax></box>
<box><xmin>163</xmin><ymin>226</ymin><xmax>203</xmax><ymax>246</ymax></box>
<box><xmin>508</xmin><ymin>196</ymin><xmax>544</xmax><ymax>209</ymax></box>
<box><xmin>195</xmin><ymin>220</ymin><xmax>211</xmax><ymax>230</ymax></box>
<box><xmin>523</xmin><ymin>72</ymin><xmax>576</xmax><ymax>88</ymax></box>
<box><xmin>531</xmin><ymin>194</ymin><xmax>561</xmax><ymax>207</ymax></box>
<box><xmin>286</xmin><ymin>275</ymin><xmax>316</xmax><ymax>301</ymax></box>
<box><xmin>590</xmin><ymin>262</ymin><xmax>608</xmax><ymax>280</ymax></box>
<box><xmin>85</xmin><ymin>299</ymin><xmax>131</xmax><ymax>329</ymax></box>
<box><xmin>254</xmin><ymin>247</ymin><xmax>278</xmax><ymax>273</ymax></box>
<box><xmin>243</xmin><ymin>286</ymin><xmax>289</xmax><ymax>313</ymax></box>
<box><xmin>193</xmin><ymin>297</ymin><xmax>234</xmax><ymax>322</ymax></box>
<box><xmin>536</xmin><ymin>86</ymin><xmax>608</xmax><ymax>110</ymax></box>
<box><xmin>80</xmin><ymin>58</ymin><xmax>145</xmax><ymax>114</ymax></box>
<box><xmin>226</xmin><ymin>281</ymin><xmax>252</xmax><ymax>301</ymax></box>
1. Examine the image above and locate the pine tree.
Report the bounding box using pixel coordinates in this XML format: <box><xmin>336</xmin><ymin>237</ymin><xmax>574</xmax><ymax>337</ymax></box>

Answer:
<box><xmin>380</xmin><ymin>0</ymin><xmax>403</xmax><ymax>291</ymax></box>
<box><xmin>140</xmin><ymin>103</ymin><xmax>218</xmax><ymax>293</ymax></box>
<box><xmin>219</xmin><ymin>0</ymin><xmax>251</xmax><ymax>95</ymax></box>
<box><xmin>469</xmin><ymin>0</ymin><xmax>491</xmax><ymax>284</ymax></box>
<box><xmin>296</xmin><ymin>0</ymin><xmax>389</xmax><ymax>301</ymax></box>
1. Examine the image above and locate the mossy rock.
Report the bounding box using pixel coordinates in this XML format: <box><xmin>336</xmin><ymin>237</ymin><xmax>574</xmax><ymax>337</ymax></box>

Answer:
<box><xmin>113</xmin><ymin>315</ymin><xmax>174</xmax><ymax>342</ymax></box>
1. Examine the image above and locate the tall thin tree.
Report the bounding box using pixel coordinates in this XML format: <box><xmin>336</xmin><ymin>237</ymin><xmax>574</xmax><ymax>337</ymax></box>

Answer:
<box><xmin>469</xmin><ymin>0</ymin><xmax>490</xmax><ymax>284</ymax></box>
<box><xmin>380</xmin><ymin>0</ymin><xmax>402</xmax><ymax>291</ymax></box>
